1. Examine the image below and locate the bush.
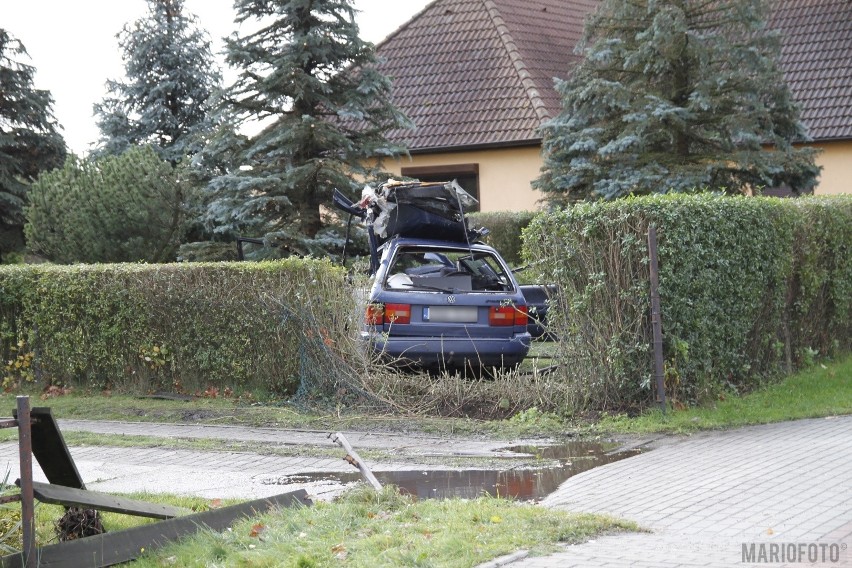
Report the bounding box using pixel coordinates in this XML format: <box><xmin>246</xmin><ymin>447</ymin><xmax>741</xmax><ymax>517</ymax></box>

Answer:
<box><xmin>0</xmin><ymin>259</ymin><xmax>361</xmax><ymax>397</ymax></box>
<box><xmin>467</xmin><ymin>211</ymin><xmax>537</xmax><ymax>266</ymax></box>
<box><xmin>524</xmin><ymin>194</ymin><xmax>852</xmax><ymax>411</ymax></box>
<box><xmin>24</xmin><ymin>146</ymin><xmax>197</xmax><ymax>264</ymax></box>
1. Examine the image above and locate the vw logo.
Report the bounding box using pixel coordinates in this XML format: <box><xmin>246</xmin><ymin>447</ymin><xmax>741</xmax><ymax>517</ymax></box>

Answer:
<box><xmin>447</xmin><ymin>295</ymin><xmax>456</xmax><ymax>304</ymax></box>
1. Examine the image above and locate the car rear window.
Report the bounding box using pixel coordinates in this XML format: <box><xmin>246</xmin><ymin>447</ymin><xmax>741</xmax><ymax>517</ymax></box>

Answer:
<box><xmin>384</xmin><ymin>247</ymin><xmax>513</xmax><ymax>292</ymax></box>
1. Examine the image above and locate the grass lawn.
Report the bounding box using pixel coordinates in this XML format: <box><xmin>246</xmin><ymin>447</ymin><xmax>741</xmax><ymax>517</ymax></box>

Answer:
<box><xmin>0</xmin><ymin>486</ymin><xmax>636</xmax><ymax>567</ymax></box>
<box><xmin>1</xmin><ymin>354</ymin><xmax>849</xmax><ymax>441</ymax></box>
<box><xmin>595</xmin><ymin>355</ymin><xmax>852</xmax><ymax>435</ymax></box>
<box><xmin>127</xmin><ymin>487</ymin><xmax>637</xmax><ymax>568</ymax></box>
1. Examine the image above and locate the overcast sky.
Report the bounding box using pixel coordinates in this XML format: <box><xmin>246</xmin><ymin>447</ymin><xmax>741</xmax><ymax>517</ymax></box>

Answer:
<box><xmin>4</xmin><ymin>0</ymin><xmax>431</xmax><ymax>155</ymax></box>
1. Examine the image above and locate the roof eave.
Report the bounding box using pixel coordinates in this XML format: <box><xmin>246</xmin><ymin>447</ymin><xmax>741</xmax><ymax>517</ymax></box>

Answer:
<box><xmin>404</xmin><ymin>138</ymin><xmax>544</xmax><ymax>155</ymax></box>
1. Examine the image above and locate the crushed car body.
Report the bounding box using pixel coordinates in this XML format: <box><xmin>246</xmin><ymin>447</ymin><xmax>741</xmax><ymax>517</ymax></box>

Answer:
<box><xmin>334</xmin><ymin>180</ymin><xmax>532</xmax><ymax>372</ymax></box>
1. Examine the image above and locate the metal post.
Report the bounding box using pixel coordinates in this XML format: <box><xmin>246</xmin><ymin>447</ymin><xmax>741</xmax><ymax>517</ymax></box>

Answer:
<box><xmin>648</xmin><ymin>226</ymin><xmax>667</xmax><ymax>415</ymax></box>
<box><xmin>17</xmin><ymin>395</ymin><xmax>36</xmax><ymax>567</ymax></box>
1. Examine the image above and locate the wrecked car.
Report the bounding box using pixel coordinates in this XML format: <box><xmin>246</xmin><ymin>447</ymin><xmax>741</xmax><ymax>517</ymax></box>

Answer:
<box><xmin>334</xmin><ymin>180</ymin><xmax>532</xmax><ymax>372</ymax></box>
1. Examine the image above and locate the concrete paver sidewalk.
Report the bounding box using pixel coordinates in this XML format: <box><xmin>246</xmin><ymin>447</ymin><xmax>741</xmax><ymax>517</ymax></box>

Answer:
<box><xmin>514</xmin><ymin>416</ymin><xmax>852</xmax><ymax>567</ymax></box>
<box><xmin>0</xmin><ymin>420</ymin><xmax>535</xmax><ymax>500</ymax></box>
<box><xmin>0</xmin><ymin>414</ymin><xmax>848</xmax><ymax>566</ymax></box>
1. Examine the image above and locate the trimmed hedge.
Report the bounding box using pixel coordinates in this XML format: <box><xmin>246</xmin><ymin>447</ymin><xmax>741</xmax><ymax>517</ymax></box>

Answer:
<box><xmin>467</xmin><ymin>211</ymin><xmax>537</xmax><ymax>266</ymax></box>
<box><xmin>524</xmin><ymin>194</ymin><xmax>852</xmax><ymax>411</ymax></box>
<box><xmin>0</xmin><ymin>259</ymin><xmax>357</xmax><ymax>396</ymax></box>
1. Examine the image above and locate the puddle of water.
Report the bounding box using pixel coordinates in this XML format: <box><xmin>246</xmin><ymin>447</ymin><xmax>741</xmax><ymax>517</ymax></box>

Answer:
<box><xmin>267</xmin><ymin>441</ymin><xmax>641</xmax><ymax>501</ymax></box>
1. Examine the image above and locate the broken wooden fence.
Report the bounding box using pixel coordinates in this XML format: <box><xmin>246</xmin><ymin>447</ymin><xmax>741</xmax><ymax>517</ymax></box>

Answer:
<box><xmin>0</xmin><ymin>396</ymin><xmax>312</xmax><ymax>568</ymax></box>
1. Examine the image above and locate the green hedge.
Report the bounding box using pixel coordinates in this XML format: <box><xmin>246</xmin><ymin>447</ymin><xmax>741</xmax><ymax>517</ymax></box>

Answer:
<box><xmin>0</xmin><ymin>259</ymin><xmax>357</xmax><ymax>397</ymax></box>
<box><xmin>467</xmin><ymin>211</ymin><xmax>537</xmax><ymax>266</ymax></box>
<box><xmin>524</xmin><ymin>194</ymin><xmax>852</xmax><ymax>411</ymax></box>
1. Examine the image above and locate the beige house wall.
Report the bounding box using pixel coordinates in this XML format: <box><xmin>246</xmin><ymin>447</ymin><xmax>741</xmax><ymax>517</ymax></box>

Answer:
<box><xmin>383</xmin><ymin>140</ymin><xmax>849</xmax><ymax>210</ymax></box>
<box><xmin>813</xmin><ymin>140</ymin><xmax>852</xmax><ymax>195</ymax></box>
<box><xmin>387</xmin><ymin>146</ymin><xmax>545</xmax><ymax>212</ymax></box>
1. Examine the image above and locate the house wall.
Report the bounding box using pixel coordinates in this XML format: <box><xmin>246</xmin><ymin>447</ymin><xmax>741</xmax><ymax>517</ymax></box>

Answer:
<box><xmin>387</xmin><ymin>146</ymin><xmax>544</xmax><ymax>212</ymax></box>
<box><xmin>814</xmin><ymin>140</ymin><xmax>852</xmax><ymax>195</ymax></box>
<box><xmin>382</xmin><ymin>140</ymin><xmax>849</xmax><ymax>211</ymax></box>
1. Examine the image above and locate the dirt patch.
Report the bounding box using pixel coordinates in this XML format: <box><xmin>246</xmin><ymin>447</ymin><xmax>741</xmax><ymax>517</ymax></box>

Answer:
<box><xmin>179</xmin><ymin>409</ymin><xmax>219</xmax><ymax>421</ymax></box>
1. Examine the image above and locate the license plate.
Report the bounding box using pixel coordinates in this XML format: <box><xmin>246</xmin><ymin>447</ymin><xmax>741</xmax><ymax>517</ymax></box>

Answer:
<box><xmin>423</xmin><ymin>306</ymin><xmax>478</xmax><ymax>323</ymax></box>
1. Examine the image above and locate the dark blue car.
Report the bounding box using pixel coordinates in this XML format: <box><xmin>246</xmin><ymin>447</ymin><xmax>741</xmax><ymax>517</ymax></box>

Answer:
<box><xmin>333</xmin><ymin>180</ymin><xmax>536</xmax><ymax>372</ymax></box>
<box><xmin>362</xmin><ymin>237</ymin><xmax>531</xmax><ymax>372</ymax></box>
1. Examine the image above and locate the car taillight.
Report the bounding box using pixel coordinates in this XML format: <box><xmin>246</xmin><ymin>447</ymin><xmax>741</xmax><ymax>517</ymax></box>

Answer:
<box><xmin>365</xmin><ymin>303</ymin><xmax>411</xmax><ymax>325</ymax></box>
<box><xmin>384</xmin><ymin>303</ymin><xmax>411</xmax><ymax>324</ymax></box>
<box><xmin>515</xmin><ymin>305</ymin><xmax>529</xmax><ymax>326</ymax></box>
<box><xmin>489</xmin><ymin>305</ymin><xmax>528</xmax><ymax>327</ymax></box>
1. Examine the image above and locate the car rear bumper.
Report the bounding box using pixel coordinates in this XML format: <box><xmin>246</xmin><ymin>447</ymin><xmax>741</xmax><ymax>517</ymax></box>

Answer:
<box><xmin>363</xmin><ymin>332</ymin><xmax>531</xmax><ymax>369</ymax></box>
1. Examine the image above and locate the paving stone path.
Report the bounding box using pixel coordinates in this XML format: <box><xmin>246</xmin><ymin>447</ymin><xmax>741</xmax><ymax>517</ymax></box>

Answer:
<box><xmin>0</xmin><ymin>420</ymin><xmax>540</xmax><ymax>499</ymax></box>
<box><xmin>514</xmin><ymin>416</ymin><xmax>852</xmax><ymax>567</ymax></box>
<box><xmin>0</xmin><ymin>415</ymin><xmax>848</xmax><ymax>566</ymax></box>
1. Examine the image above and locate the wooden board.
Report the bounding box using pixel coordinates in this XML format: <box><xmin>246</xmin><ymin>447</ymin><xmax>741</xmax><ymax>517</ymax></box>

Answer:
<box><xmin>19</xmin><ymin>481</ymin><xmax>188</xmax><ymax>520</ymax></box>
<box><xmin>0</xmin><ymin>489</ymin><xmax>312</xmax><ymax>568</ymax></box>
<box><xmin>12</xmin><ymin>407</ymin><xmax>85</xmax><ymax>489</ymax></box>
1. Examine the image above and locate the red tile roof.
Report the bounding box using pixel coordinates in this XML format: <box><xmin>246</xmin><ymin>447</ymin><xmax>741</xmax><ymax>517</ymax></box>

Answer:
<box><xmin>376</xmin><ymin>0</ymin><xmax>851</xmax><ymax>151</ymax></box>
<box><xmin>375</xmin><ymin>0</ymin><xmax>597</xmax><ymax>152</ymax></box>
<box><xmin>769</xmin><ymin>0</ymin><xmax>852</xmax><ymax>141</ymax></box>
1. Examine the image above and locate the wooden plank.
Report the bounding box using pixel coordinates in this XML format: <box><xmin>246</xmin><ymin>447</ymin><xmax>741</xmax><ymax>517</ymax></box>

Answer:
<box><xmin>16</xmin><ymin>398</ymin><xmax>34</xmax><ymax>568</ymax></box>
<box><xmin>12</xmin><ymin>407</ymin><xmax>85</xmax><ymax>489</ymax></box>
<box><xmin>0</xmin><ymin>489</ymin><xmax>312</xmax><ymax>568</ymax></box>
<box><xmin>18</xmin><ymin>481</ymin><xmax>188</xmax><ymax>520</ymax></box>
<box><xmin>330</xmin><ymin>432</ymin><xmax>383</xmax><ymax>491</ymax></box>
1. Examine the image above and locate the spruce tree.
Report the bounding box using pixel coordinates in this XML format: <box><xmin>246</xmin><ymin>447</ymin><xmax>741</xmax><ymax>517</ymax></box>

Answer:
<box><xmin>0</xmin><ymin>29</ymin><xmax>65</xmax><ymax>230</ymax></box>
<box><xmin>204</xmin><ymin>0</ymin><xmax>409</xmax><ymax>255</ymax></box>
<box><xmin>94</xmin><ymin>0</ymin><xmax>222</xmax><ymax>164</ymax></box>
<box><xmin>535</xmin><ymin>0</ymin><xmax>820</xmax><ymax>202</ymax></box>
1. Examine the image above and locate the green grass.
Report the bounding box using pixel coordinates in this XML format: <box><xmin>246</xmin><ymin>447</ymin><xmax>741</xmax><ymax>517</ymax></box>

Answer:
<box><xmin>129</xmin><ymin>486</ymin><xmax>637</xmax><ymax>568</ymax></box>
<box><xmin>596</xmin><ymin>355</ymin><xmax>852</xmax><ymax>435</ymax></box>
<box><xmin>0</xmin><ymin>485</ymin><xmax>636</xmax><ymax>568</ymax></box>
<box><xmin>0</xmin><ymin>487</ymin><xmax>234</xmax><ymax>554</ymax></box>
<box><xmin>2</xmin><ymin>354</ymin><xmax>849</xmax><ymax>442</ymax></box>
<box><xmin>0</xmin><ymin>389</ymin><xmax>566</xmax><ymax>440</ymax></box>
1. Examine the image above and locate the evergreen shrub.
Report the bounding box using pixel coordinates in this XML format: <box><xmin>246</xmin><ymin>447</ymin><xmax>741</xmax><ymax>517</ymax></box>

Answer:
<box><xmin>467</xmin><ymin>211</ymin><xmax>537</xmax><ymax>266</ymax></box>
<box><xmin>0</xmin><ymin>259</ymin><xmax>356</xmax><ymax>396</ymax></box>
<box><xmin>524</xmin><ymin>194</ymin><xmax>852</xmax><ymax>411</ymax></box>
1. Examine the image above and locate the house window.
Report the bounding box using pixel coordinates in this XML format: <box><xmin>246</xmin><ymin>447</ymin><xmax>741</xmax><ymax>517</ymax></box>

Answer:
<box><xmin>401</xmin><ymin>164</ymin><xmax>480</xmax><ymax>212</ymax></box>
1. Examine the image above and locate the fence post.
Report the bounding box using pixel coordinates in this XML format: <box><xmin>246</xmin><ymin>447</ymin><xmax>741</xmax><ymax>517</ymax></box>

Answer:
<box><xmin>648</xmin><ymin>226</ymin><xmax>667</xmax><ymax>415</ymax></box>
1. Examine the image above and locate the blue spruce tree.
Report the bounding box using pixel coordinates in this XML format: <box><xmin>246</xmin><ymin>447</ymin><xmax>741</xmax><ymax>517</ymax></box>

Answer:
<box><xmin>94</xmin><ymin>0</ymin><xmax>222</xmax><ymax>165</ymax></box>
<box><xmin>536</xmin><ymin>0</ymin><xmax>820</xmax><ymax>202</ymax></box>
<box><xmin>0</xmin><ymin>29</ymin><xmax>65</xmax><ymax>258</ymax></box>
<box><xmin>203</xmin><ymin>0</ymin><xmax>409</xmax><ymax>256</ymax></box>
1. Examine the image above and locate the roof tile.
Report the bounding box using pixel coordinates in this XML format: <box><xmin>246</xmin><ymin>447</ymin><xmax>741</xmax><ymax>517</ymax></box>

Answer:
<box><xmin>770</xmin><ymin>0</ymin><xmax>852</xmax><ymax>140</ymax></box>
<box><xmin>376</xmin><ymin>0</ymin><xmax>851</xmax><ymax>150</ymax></box>
<box><xmin>375</xmin><ymin>0</ymin><xmax>596</xmax><ymax>150</ymax></box>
